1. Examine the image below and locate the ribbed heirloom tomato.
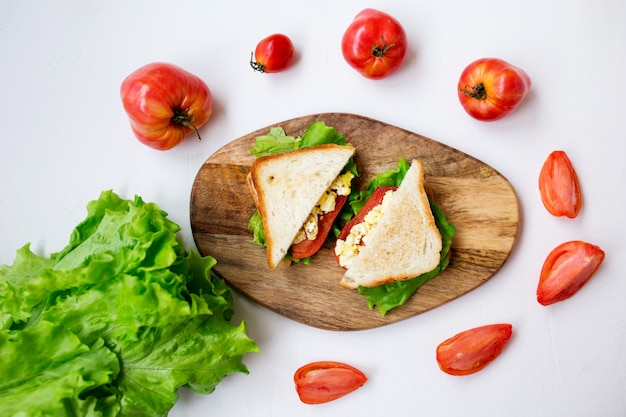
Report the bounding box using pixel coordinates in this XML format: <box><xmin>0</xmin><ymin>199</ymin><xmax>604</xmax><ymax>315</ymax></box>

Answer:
<box><xmin>341</xmin><ymin>8</ymin><xmax>407</xmax><ymax>79</ymax></box>
<box><xmin>458</xmin><ymin>58</ymin><xmax>531</xmax><ymax>121</ymax></box>
<box><xmin>120</xmin><ymin>62</ymin><xmax>213</xmax><ymax>150</ymax></box>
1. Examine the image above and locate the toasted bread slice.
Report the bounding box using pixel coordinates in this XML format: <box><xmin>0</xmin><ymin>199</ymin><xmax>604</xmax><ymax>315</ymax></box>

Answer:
<box><xmin>340</xmin><ymin>159</ymin><xmax>442</xmax><ymax>289</ymax></box>
<box><xmin>248</xmin><ymin>143</ymin><xmax>355</xmax><ymax>269</ymax></box>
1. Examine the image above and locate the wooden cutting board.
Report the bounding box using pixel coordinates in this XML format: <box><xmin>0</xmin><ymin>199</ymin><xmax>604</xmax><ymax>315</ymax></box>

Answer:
<box><xmin>190</xmin><ymin>113</ymin><xmax>519</xmax><ymax>331</ymax></box>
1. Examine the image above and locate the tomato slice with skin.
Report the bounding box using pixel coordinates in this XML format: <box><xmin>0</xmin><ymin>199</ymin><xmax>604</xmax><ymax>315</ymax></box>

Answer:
<box><xmin>537</xmin><ymin>240</ymin><xmax>605</xmax><ymax>306</ymax></box>
<box><xmin>538</xmin><ymin>150</ymin><xmax>582</xmax><ymax>218</ymax></box>
<box><xmin>291</xmin><ymin>195</ymin><xmax>348</xmax><ymax>259</ymax></box>
<box><xmin>120</xmin><ymin>62</ymin><xmax>213</xmax><ymax>150</ymax></box>
<box><xmin>334</xmin><ymin>186</ymin><xmax>397</xmax><ymax>267</ymax></box>
<box><xmin>436</xmin><ymin>323</ymin><xmax>513</xmax><ymax>376</ymax></box>
<box><xmin>294</xmin><ymin>361</ymin><xmax>367</xmax><ymax>405</ymax></box>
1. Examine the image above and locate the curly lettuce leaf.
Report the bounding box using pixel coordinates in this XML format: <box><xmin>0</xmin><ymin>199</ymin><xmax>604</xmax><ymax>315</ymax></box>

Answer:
<box><xmin>0</xmin><ymin>321</ymin><xmax>120</xmax><ymax>417</ymax></box>
<box><xmin>299</xmin><ymin>121</ymin><xmax>348</xmax><ymax>148</ymax></box>
<box><xmin>249</xmin><ymin>127</ymin><xmax>300</xmax><ymax>157</ymax></box>
<box><xmin>0</xmin><ymin>244</ymin><xmax>56</xmax><ymax>329</ymax></box>
<box><xmin>0</xmin><ymin>190</ymin><xmax>258</xmax><ymax>416</ymax></box>
<box><xmin>247</xmin><ymin>211</ymin><xmax>266</xmax><ymax>247</ymax></box>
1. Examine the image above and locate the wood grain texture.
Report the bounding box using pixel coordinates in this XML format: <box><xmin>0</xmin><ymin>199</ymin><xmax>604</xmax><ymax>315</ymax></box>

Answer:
<box><xmin>190</xmin><ymin>113</ymin><xmax>519</xmax><ymax>331</ymax></box>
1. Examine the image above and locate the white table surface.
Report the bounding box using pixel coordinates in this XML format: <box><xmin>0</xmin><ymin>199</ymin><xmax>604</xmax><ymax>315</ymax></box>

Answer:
<box><xmin>1</xmin><ymin>1</ymin><xmax>625</xmax><ymax>416</ymax></box>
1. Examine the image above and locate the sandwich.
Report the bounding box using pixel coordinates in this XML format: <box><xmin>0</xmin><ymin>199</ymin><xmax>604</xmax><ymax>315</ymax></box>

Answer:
<box><xmin>334</xmin><ymin>158</ymin><xmax>456</xmax><ymax>315</ymax></box>
<box><xmin>247</xmin><ymin>122</ymin><xmax>358</xmax><ymax>269</ymax></box>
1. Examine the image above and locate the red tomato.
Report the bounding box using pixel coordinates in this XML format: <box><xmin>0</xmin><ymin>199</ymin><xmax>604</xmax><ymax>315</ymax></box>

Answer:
<box><xmin>537</xmin><ymin>241</ymin><xmax>605</xmax><ymax>306</ymax></box>
<box><xmin>334</xmin><ymin>186</ymin><xmax>397</xmax><ymax>267</ymax></box>
<box><xmin>337</xmin><ymin>186</ymin><xmax>397</xmax><ymax>242</ymax></box>
<box><xmin>291</xmin><ymin>195</ymin><xmax>348</xmax><ymax>260</ymax></box>
<box><xmin>436</xmin><ymin>324</ymin><xmax>513</xmax><ymax>376</ymax></box>
<box><xmin>458</xmin><ymin>58</ymin><xmax>531</xmax><ymax>121</ymax></box>
<box><xmin>294</xmin><ymin>361</ymin><xmax>367</xmax><ymax>405</ymax></box>
<box><xmin>250</xmin><ymin>33</ymin><xmax>294</xmax><ymax>73</ymax></box>
<box><xmin>120</xmin><ymin>62</ymin><xmax>213</xmax><ymax>151</ymax></box>
<box><xmin>341</xmin><ymin>8</ymin><xmax>407</xmax><ymax>80</ymax></box>
<box><xmin>538</xmin><ymin>150</ymin><xmax>582</xmax><ymax>218</ymax></box>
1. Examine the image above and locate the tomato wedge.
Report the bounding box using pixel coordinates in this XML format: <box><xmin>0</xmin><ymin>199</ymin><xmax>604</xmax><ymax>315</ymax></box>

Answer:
<box><xmin>294</xmin><ymin>361</ymin><xmax>367</xmax><ymax>405</ymax></box>
<box><xmin>537</xmin><ymin>240</ymin><xmax>605</xmax><ymax>306</ymax></box>
<box><xmin>291</xmin><ymin>195</ymin><xmax>348</xmax><ymax>259</ymax></box>
<box><xmin>436</xmin><ymin>324</ymin><xmax>513</xmax><ymax>376</ymax></box>
<box><xmin>334</xmin><ymin>186</ymin><xmax>397</xmax><ymax>267</ymax></box>
<box><xmin>538</xmin><ymin>150</ymin><xmax>582</xmax><ymax>218</ymax></box>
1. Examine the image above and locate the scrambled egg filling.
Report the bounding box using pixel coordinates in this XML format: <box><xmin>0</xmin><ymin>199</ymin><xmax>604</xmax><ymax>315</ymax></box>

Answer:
<box><xmin>335</xmin><ymin>189</ymin><xmax>395</xmax><ymax>268</ymax></box>
<box><xmin>293</xmin><ymin>171</ymin><xmax>355</xmax><ymax>244</ymax></box>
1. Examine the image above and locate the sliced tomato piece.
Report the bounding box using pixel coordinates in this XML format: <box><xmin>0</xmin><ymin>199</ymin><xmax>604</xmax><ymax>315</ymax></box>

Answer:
<box><xmin>337</xmin><ymin>186</ymin><xmax>398</xmax><ymax>241</ymax></box>
<box><xmin>538</xmin><ymin>150</ymin><xmax>582</xmax><ymax>218</ymax></box>
<box><xmin>291</xmin><ymin>195</ymin><xmax>348</xmax><ymax>259</ymax></box>
<box><xmin>537</xmin><ymin>240</ymin><xmax>605</xmax><ymax>306</ymax></box>
<box><xmin>294</xmin><ymin>361</ymin><xmax>367</xmax><ymax>405</ymax></box>
<box><xmin>334</xmin><ymin>186</ymin><xmax>397</xmax><ymax>267</ymax></box>
<box><xmin>436</xmin><ymin>323</ymin><xmax>513</xmax><ymax>376</ymax></box>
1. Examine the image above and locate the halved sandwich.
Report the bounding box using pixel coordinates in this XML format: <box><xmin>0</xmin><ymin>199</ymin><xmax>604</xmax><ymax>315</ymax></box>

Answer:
<box><xmin>247</xmin><ymin>122</ymin><xmax>358</xmax><ymax>269</ymax></box>
<box><xmin>335</xmin><ymin>158</ymin><xmax>456</xmax><ymax>315</ymax></box>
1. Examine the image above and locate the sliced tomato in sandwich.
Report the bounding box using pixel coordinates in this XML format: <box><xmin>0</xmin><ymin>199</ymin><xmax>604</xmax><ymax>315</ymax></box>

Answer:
<box><xmin>334</xmin><ymin>186</ymin><xmax>398</xmax><ymax>266</ymax></box>
<box><xmin>291</xmin><ymin>195</ymin><xmax>349</xmax><ymax>259</ymax></box>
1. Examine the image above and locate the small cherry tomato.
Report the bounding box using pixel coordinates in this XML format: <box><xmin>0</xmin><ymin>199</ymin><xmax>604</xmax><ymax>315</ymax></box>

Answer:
<box><xmin>539</xmin><ymin>150</ymin><xmax>582</xmax><ymax>218</ymax></box>
<box><xmin>458</xmin><ymin>58</ymin><xmax>531</xmax><ymax>121</ymax></box>
<box><xmin>250</xmin><ymin>33</ymin><xmax>294</xmax><ymax>73</ymax></box>
<box><xmin>436</xmin><ymin>324</ymin><xmax>513</xmax><ymax>376</ymax></box>
<box><xmin>537</xmin><ymin>241</ymin><xmax>605</xmax><ymax>306</ymax></box>
<box><xmin>294</xmin><ymin>361</ymin><xmax>367</xmax><ymax>404</ymax></box>
<box><xmin>120</xmin><ymin>62</ymin><xmax>213</xmax><ymax>150</ymax></box>
<box><xmin>341</xmin><ymin>8</ymin><xmax>407</xmax><ymax>80</ymax></box>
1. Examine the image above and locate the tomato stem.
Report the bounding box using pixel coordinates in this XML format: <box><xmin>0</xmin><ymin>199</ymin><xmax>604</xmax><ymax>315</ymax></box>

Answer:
<box><xmin>249</xmin><ymin>52</ymin><xmax>266</xmax><ymax>73</ymax></box>
<box><xmin>171</xmin><ymin>108</ymin><xmax>202</xmax><ymax>141</ymax></box>
<box><xmin>460</xmin><ymin>83</ymin><xmax>487</xmax><ymax>100</ymax></box>
<box><xmin>372</xmin><ymin>36</ymin><xmax>396</xmax><ymax>57</ymax></box>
